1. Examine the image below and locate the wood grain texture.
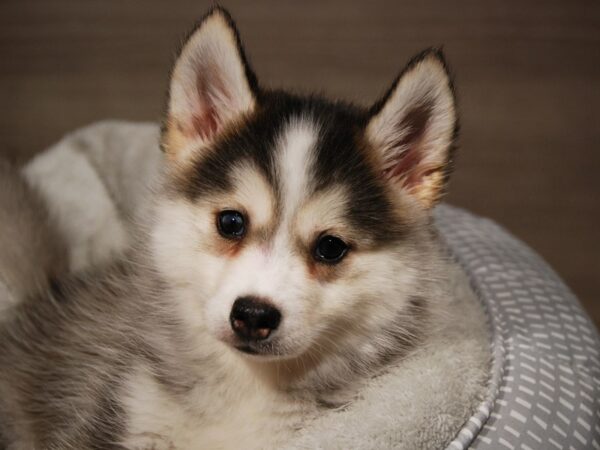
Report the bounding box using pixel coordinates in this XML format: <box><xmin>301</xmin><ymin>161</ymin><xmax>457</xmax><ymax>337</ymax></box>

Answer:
<box><xmin>1</xmin><ymin>0</ymin><xmax>598</xmax><ymax>326</ymax></box>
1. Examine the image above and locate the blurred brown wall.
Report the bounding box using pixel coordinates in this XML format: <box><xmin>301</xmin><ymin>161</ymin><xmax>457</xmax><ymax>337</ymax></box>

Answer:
<box><xmin>1</xmin><ymin>0</ymin><xmax>598</xmax><ymax>326</ymax></box>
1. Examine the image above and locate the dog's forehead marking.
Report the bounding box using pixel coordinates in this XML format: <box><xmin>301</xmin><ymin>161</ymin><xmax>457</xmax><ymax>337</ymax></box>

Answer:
<box><xmin>276</xmin><ymin>117</ymin><xmax>319</xmax><ymax>224</ymax></box>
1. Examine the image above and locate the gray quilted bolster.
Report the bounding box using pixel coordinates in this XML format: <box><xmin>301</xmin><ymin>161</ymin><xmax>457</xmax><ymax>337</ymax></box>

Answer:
<box><xmin>435</xmin><ymin>204</ymin><xmax>600</xmax><ymax>450</ymax></box>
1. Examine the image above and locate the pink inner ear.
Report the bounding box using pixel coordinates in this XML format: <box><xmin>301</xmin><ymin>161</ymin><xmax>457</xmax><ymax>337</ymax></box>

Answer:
<box><xmin>383</xmin><ymin>144</ymin><xmax>424</xmax><ymax>188</ymax></box>
<box><xmin>190</xmin><ymin>66</ymin><xmax>230</xmax><ymax>141</ymax></box>
<box><xmin>381</xmin><ymin>103</ymin><xmax>433</xmax><ymax>190</ymax></box>
<box><xmin>192</xmin><ymin>107</ymin><xmax>219</xmax><ymax>141</ymax></box>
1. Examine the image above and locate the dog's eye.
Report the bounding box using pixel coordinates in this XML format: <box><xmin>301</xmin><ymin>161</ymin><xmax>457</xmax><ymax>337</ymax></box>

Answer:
<box><xmin>314</xmin><ymin>235</ymin><xmax>348</xmax><ymax>264</ymax></box>
<box><xmin>217</xmin><ymin>210</ymin><xmax>246</xmax><ymax>239</ymax></box>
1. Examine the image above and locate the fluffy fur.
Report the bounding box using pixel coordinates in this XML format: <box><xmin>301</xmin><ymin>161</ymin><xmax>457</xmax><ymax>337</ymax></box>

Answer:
<box><xmin>0</xmin><ymin>7</ymin><xmax>486</xmax><ymax>450</ymax></box>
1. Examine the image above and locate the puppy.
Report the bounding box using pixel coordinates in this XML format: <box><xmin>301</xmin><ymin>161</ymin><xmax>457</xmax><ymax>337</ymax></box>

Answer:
<box><xmin>0</xmin><ymin>6</ymin><xmax>458</xmax><ymax>449</ymax></box>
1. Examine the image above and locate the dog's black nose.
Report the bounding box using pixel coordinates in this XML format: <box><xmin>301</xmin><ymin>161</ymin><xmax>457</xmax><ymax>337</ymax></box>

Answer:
<box><xmin>230</xmin><ymin>297</ymin><xmax>281</xmax><ymax>341</ymax></box>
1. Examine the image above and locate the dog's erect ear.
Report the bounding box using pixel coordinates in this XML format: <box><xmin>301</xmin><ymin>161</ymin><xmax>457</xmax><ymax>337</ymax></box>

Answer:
<box><xmin>366</xmin><ymin>49</ymin><xmax>457</xmax><ymax>209</ymax></box>
<box><xmin>162</xmin><ymin>7</ymin><xmax>258</xmax><ymax>161</ymax></box>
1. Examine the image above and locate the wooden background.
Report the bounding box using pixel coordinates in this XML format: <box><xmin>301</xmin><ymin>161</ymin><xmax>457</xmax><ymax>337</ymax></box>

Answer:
<box><xmin>1</xmin><ymin>1</ymin><xmax>598</xmax><ymax>326</ymax></box>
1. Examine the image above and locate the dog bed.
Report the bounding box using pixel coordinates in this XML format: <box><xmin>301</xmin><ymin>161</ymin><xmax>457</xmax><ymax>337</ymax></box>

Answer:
<box><xmin>436</xmin><ymin>206</ymin><xmax>600</xmax><ymax>450</ymax></box>
<box><xmin>23</xmin><ymin>121</ymin><xmax>600</xmax><ymax>449</ymax></box>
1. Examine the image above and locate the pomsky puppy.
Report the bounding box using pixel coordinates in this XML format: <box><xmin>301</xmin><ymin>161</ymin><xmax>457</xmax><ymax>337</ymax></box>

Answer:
<box><xmin>0</xmin><ymin>6</ymin><xmax>458</xmax><ymax>449</ymax></box>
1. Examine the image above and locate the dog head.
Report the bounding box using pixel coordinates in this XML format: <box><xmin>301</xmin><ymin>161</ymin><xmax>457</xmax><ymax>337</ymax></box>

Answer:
<box><xmin>152</xmin><ymin>7</ymin><xmax>457</xmax><ymax>362</ymax></box>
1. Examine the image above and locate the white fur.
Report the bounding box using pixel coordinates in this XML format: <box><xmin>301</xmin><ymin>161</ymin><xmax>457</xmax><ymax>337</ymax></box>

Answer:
<box><xmin>121</xmin><ymin>359</ymin><xmax>308</xmax><ymax>450</ymax></box>
<box><xmin>277</xmin><ymin>118</ymin><xmax>318</xmax><ymax>224</ymax></box>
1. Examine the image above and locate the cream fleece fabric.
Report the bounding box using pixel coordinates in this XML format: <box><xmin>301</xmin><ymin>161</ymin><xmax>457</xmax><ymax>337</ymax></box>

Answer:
<box><xmin>23</xmin><ymin>121</ymin><xmax>491</xmax><ymax>450</ymax></box>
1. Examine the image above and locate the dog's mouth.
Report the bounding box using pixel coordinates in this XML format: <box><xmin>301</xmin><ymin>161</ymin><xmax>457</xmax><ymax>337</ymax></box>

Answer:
<box><xmin>234</xmin><ymin>344</ymin><xmax>260</xmax><ymax>355</ymax></box>
<box><xmin>231</xmin><ymin>339</ymin><xmax>285</xmax><ymax>359</ymax></box>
